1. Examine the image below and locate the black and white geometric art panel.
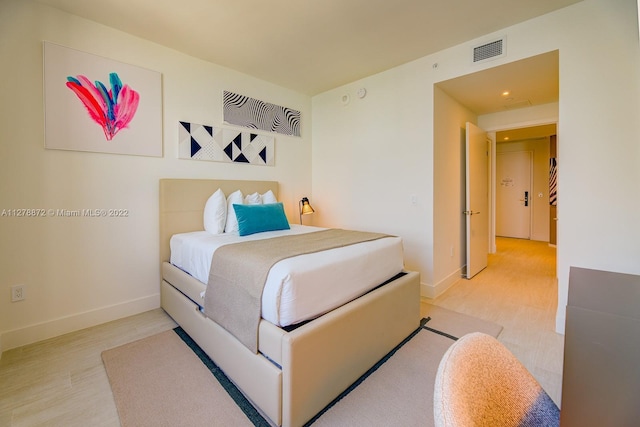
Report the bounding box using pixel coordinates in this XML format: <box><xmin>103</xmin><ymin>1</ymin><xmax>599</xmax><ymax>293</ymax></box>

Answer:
<box><xmin>549</xmin><ymin>157</ymin><xmax>557</xmax><ymax>206</ymax></box>
<box><xmin>223</xmin><ymin>91</ymin><xmax>301</xmax><ymax>137</ymax></box>
<box><xmin>178</xmin><ymin>121</ymin><xmax>274</xmax><ymax>166</ymax></box>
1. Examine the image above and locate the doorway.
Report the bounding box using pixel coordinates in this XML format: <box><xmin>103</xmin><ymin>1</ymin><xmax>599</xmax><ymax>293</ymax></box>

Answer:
<box><xmin>434</xmin><ymin>50</ymin><xmax>559</xmax><ymax>286</ymax></box>
<box><xmin>496</xmin><ymin>150</ymin><xmax>532</xmax><ymax>239</ymax></box>
<box><xmin>495</xmin><ymin>125</ymin><xmax>556</xmax><ymax>243</ymax></box>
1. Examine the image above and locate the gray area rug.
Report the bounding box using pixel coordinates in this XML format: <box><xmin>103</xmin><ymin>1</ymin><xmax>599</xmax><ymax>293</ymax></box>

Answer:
<box><xmin>102</xmin><ymin>304</ymin><xmax>502</xmax><ymax>427</ymax></box>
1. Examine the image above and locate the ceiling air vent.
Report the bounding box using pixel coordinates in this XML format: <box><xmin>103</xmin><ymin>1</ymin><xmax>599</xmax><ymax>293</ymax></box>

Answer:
<box><xmin>472</xmin><ymin>37</ymin><xmax>506</xmax><ymax>63</ymax></box>
<box><xmin>503</xmin><ymin>99</ymin><xmax>531</xmax><ymax>110</ymax></box>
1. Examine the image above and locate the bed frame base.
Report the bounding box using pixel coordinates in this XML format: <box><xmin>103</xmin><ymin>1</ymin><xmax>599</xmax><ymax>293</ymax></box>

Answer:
<box><xmin>161</xmin><ymin>271</ymin><xmax>420</xmax><ymax>427</ymax></box>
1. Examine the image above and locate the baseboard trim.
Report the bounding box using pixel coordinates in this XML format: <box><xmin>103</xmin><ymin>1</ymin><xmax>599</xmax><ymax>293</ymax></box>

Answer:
<box><xmin>555</xmin><ymin>308</ymin><xmax>566</xmax><ymax>335</ymax></box>
<box><xmin>420</xmin><ymin>268</ymin><xmax>463</xmax><ymax>299</ymax></box>
<box><xmin>0</xmin><ymin>294</ymin><xmax>160</xmax><ymax>355</ymax></box>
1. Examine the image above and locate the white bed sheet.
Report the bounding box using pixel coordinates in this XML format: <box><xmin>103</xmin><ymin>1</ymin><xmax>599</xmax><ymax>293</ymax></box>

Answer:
<box><xmin>170</xmin><ymin>224</ymin><xmax>404</xmax><ymax>327</ymax></box>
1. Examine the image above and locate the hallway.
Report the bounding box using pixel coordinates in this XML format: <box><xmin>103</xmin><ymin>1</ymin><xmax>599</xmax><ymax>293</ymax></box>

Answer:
<box><xmin>428</xmin><ymin>237</ymin><xmax>563</xmax><ymax>405</ymax></box>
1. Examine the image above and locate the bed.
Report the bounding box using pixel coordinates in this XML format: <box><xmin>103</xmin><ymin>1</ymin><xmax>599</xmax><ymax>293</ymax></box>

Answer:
<box><xmin>159</xmin><ymin>178</ymin><xmax>420</xmax><ymax>427</ymax></box>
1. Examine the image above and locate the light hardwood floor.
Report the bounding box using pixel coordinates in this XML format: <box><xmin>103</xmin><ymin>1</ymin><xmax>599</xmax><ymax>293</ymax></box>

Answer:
<box><xmin>0</xmin><ymin>309</ymin><xmax>177</xmax><ymax>427</ymax></box>
<box><xmin>0</xmin><ymin>237</ymin><xmax>563</xmax><ymax>426</ymax></box>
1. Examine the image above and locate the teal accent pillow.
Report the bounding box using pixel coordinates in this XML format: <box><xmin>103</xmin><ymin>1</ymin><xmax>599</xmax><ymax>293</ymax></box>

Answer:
<box><xmin>233</xmin><ymin>203</ymin><xmax>290</xmax><ymax>236</ymax></box>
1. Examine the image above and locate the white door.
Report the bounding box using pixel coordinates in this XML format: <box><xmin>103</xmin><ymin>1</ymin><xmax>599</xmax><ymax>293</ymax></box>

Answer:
<box><xmin>496</xmin><ymin>151</ymin><xmax>531</xmax><ymax>239</ymax></box>
<box><xmin>465</xmin><ymin>122</ymin><xmax>489</xmax><ymax>279</ymax></box>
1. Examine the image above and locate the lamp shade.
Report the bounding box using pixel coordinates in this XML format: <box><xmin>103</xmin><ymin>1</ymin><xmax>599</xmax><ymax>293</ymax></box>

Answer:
<box><xmin>299</xmin><ymin>197</ymin><xmax>315</xmax><ymax>224</ymax></box>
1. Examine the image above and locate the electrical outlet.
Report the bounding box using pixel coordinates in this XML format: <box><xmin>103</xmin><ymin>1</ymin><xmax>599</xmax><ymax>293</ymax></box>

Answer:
<box><xmin>11</xmin><ymin>285</ymin><xmax>25</xmax><ymax>302</ymax></box>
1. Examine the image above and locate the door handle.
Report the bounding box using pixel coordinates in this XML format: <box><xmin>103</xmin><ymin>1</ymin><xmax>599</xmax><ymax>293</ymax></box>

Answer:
<box><xmin>463</xmin><ymin>211</ymin><xmax>481</xmax><ymax>215</ymax></box>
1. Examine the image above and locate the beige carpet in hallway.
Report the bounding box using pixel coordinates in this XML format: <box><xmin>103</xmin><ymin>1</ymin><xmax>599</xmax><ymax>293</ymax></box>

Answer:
<box><xmin>432</xmin><ymin>237</ymin><xmax>563</xmax><ymax>405</ymax></box>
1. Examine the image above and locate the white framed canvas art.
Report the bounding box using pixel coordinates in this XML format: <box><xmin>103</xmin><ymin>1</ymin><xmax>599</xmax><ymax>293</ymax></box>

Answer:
<box><xmin>178</xmin><ymin>121</ymin><xmax>275</xmax><ymax>166</ymax></box>
<box><xmin>43</xmin><ymin>42</ymin><xmax>162</xmax><ymax>157</ymax></box>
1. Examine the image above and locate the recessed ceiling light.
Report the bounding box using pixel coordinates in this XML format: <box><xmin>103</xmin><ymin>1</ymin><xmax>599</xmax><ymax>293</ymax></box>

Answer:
<box><xmin>503</xmin><ymin>136</ymin><xmax>510</xmax><ymax>140</ymax></box>
<box><xmin>502</xmin><ymin>91</ymin><xmax>510</xmax><ymax>97</ymax></box>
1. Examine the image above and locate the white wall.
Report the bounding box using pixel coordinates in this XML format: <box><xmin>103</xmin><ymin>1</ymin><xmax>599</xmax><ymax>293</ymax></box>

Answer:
<box><xmin>311</xmin><ymin>66</ymin><xmax>434</xmax><ymax>285</ymax></box>
<box><xmin>432</xmin><ymin>86</ymin><xmax>476</xmax><ymax>296</ymax></box>
<box><xmin>312</xmin><ymin>0</ymin><xmax>640</xmax><ymax>333</ymax></box>
<box><xmin>479</xmin><ymin>103</ymin><xmax>559</xmax><ymax>132</ymax></box>
<box><xmin>0</xmin><ymin>0</ymin><xmax>312</xmax><ymax>351</ymax></box>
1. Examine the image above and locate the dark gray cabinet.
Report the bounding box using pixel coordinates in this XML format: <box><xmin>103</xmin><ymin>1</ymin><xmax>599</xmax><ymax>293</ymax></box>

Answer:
<box><xmin>561</xmin><ymin>267</ymin><xmax>640</xmax><ymax>426</ymax></box>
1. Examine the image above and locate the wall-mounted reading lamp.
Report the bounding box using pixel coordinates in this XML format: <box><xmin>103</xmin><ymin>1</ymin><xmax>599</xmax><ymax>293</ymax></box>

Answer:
<box><xmin>299</xmin><ymin>197</ymin><xmax>315</xmax><ymax>224</ymax></box>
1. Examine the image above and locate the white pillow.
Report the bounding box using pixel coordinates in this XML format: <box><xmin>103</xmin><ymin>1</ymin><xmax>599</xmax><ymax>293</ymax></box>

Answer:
<box><xmin>261</xmin><ymin>190</ymin><xmax>277</xmax><ymax>204</ymax></box>
<box><xmin>224</xmin><ymin>190</ymin><xmax>244</xmax><ymax>233</ymax></box>
<box><xmin>244</xmin><ymin>192</ymin><xmax>262</xmax><ymax>205</ymax></box>
<box><xmin>203</xmin><ymin>188</ymin><xmax>226</xmax><ymax>234</ymax></box>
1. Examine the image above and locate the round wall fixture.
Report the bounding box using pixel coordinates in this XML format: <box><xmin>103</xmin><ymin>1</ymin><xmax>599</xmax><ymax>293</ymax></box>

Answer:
<box><xmin>357</xmin><ymin>88</ymin><xmax>367</xmax><ymax>99</ymax></box>
<box><xmin>341</xmin><ymin>94</ymin><xmax>350</xmax><ymax>105</ymax></box>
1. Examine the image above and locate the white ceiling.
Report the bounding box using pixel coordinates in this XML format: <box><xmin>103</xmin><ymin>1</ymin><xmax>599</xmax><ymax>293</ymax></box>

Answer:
<box><xmin>436</xmin><ymin>50</ymin><xmax>559</xmax><ymax>116</ymax></box>
<box><xmin>436</xmin><ymin>50</ymin><xmax>559</xmax><ymax>144</ymax></box>
<box><xmin>38</xmin><ymin>0</ymin><xmax>579</xmax><ymax>101</ymax></box>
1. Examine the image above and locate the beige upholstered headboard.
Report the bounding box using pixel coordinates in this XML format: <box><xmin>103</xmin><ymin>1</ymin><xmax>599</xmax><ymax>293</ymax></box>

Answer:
<box><xmin>159</xmin><ymin>179</ymin><xmax>279</xmax><ymax>263</ymax></box>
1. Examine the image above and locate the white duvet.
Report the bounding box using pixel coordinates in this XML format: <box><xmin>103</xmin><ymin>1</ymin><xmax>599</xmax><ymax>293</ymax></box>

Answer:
<box><xmin>170</xmin><ymin>225</ymin><xmax>404</xmax><ymax>327</ymax></box>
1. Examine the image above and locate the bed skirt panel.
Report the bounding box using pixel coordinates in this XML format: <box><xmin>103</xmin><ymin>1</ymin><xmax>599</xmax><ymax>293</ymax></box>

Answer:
<box><xmin>161</xmin><ymin>280</ymin><xmax>283</xmax><ymax>425</ymax></box>
<box><xmin>282</xmin><ymin>270</ymin><xmax>420</xmax><ymax>427</ymax></box>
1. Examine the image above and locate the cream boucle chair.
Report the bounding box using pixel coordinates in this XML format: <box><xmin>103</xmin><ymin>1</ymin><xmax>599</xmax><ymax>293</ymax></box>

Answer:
<box><xmin>434</xmin><ymin>332</ymin><xmax>559</xmax><ymax>427</ymax></box>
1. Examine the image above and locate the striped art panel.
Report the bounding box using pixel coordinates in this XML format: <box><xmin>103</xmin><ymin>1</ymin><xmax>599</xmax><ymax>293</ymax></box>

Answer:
<box><xmin>223</xmin><ymin>91</ymin><xmax>301</xmax><ymax>137</ymax></box>
<box><xmin>549</xmin><ymin>157</ymin><xmax>557</xmax><ymax>206</ymax></box>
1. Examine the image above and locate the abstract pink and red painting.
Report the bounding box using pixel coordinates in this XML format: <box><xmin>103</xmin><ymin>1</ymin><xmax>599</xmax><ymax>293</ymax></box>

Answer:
<box><xmin>65</xmin><ymin>72</ymin><xmax>139</xmax><ymax>141</ymax></box>
<box><xmin>44</xmin><ymin>42</ymin><xmax>162</xmax><ymax>157</ymax></box>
